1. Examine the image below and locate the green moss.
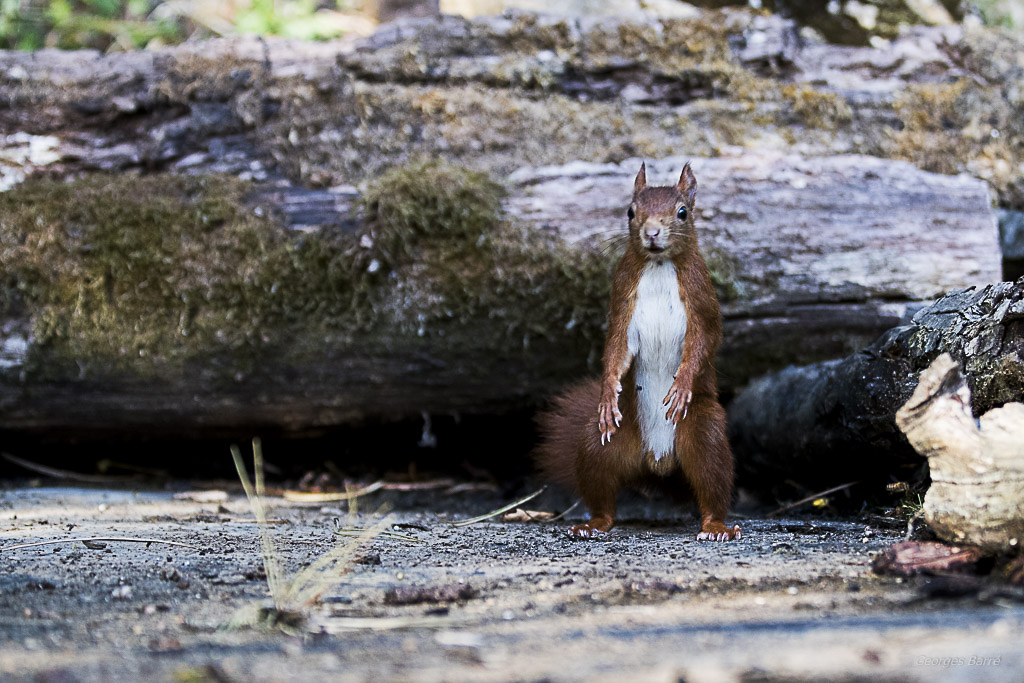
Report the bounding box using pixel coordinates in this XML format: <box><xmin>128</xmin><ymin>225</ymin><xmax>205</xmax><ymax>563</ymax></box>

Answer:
<box><xmin>360</xmin><ymin>159</ymin><xmax>506</xmax><ymax>266</ymax></box>
<box><xmin>0</xmin><ymin>174</ymin><xmax>367</xmax><ymax>380</ymax></box>
<box><xmin>888</xmin><ymin>77</ymin><xmax>1024</xmax><ymax>201</ymax></box>
<box><xmin>360</xmin><ymin>159</ymin><xmax>613</xmax><ymax>364</ymax></box>
<box><xmin>0</xmin><ymin>164</ymin><xmax>615</xmax><ymax>384</ymax></box>
<box><xmin>702</xmin><ymin>247</ymin><xmax>743</xmax><ymax>303</ymax></box>
<box><xmin>423</xmin><ymin>221</ymin><xmax>613</xmax><ymax>357</ymax></box>
<box><xmin>782</xmin><ymin>84</ymin><xmax>852</xmax><ymax>131</ymax></box>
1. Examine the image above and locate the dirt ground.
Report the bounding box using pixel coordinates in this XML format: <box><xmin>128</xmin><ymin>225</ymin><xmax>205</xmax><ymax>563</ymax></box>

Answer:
<box><xmin>1</xmin><ymin>481</ymin><xmax>1022</xmax><ymax>682</ymax></box>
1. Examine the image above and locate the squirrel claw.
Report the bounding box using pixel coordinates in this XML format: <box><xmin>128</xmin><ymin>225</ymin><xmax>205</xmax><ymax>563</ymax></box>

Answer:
<box><xmin>664</xmin><ymin>389</ymin><xmax>693</xmax><ymax>424</ymax></box>
<box><xmin>697</xmin><ymin>523</ymin><xmax>742</xmax><ymax>542</ymax></box>
<box><xmin>598</xmin><ymin>389</ymin><xmax>622</xmax><ymax>445</ymax></box>
<box><xmin>568</xmin><ymin>523</ymin><xmax>608</xmax><ymax>540</ymax></box>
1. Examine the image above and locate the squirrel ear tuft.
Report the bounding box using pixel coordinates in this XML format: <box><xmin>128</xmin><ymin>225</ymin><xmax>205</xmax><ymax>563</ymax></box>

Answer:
<box><xmin>633</xmin><ymin>162</ymin><xmax>647</xmax><ymax>195</ymax></box>
<box><xmin>678</xmin><ymin>162</ymin><xmax>697</xmax><ymax>204</ymax></box>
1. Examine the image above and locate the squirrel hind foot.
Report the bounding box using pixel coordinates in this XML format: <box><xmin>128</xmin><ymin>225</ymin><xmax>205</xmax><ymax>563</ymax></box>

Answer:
<box><xmin>696</xmin><ymin>523</ymin><xmax>742</xmax><ymax>542</ymax></box>
<box><xmin>568</xmin><ymin>517</ymin><xmax>613</xmax><ymax>540</ymax></box>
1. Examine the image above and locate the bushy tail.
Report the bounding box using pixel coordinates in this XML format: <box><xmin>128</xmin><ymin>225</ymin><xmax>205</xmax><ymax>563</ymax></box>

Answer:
<box><xmin>533</xmin><ymin>380</ymin><xmax>600</xmax><ymax>494</ymax></box>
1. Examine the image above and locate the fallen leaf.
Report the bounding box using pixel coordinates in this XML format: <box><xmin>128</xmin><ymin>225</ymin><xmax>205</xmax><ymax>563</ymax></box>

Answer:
<box><xmin>172</xmin><ymin>490</ymin><xmax>228</xmax><ymax>503</ymax></box>
<box><xmin>501</xmin><ymin>508</ymin><xmax>554</xmax><ymax>523</ymax></box>
<box><xmin>872</xmin><ymin>540</ymin><xmax>982</xmax><ymax>576</ymax></box>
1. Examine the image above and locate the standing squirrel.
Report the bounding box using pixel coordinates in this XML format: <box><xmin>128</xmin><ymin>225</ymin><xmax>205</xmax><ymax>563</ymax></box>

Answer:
<box><xmin>535</xmin><ymin>162</ymin><xmax>742</xmax><ymax>541</ymax></box>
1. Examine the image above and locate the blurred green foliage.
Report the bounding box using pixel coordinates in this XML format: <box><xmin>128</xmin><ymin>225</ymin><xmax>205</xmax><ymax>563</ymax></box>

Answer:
<box><xmin>1</xmin><ymin>0</ymin><xmax>180</xmax><ymax>50</ymax></box>
<box><xmin>0</xmin><ymin>1</ymin><xmax>1020</xmax><ymax>51</ymax></box>
<box><xmin>972</xmin><ymin>0</ymin><xmax>1024</xmax><ymax>28</ymax></box>
<box><xmin>0</xmin><ymin>0</ymin><xmax>366</xmax><ymax>50</ymax></box>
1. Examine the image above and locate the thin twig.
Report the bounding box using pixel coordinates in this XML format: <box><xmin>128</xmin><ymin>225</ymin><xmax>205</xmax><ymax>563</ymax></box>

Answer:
<box><xmin>547</xmin><ymin>499</ymin><xmax>581</xmax><ymax>523</ymax></box>
<box><xmin>1</xmin><ymin>452</ymin><xmax>135</xmax><ymax>484</ymax></box>
<box><xmin>0</xmin><ymin>537</ymin><xmax>200</xmax><ymax>553</ymax></box>
<box><xmin>766</xmin><ymin>481</ymin><xmax>860</xmax><ymax>518</ymax></box>
<box><xmin>334</xmin><ymin>527</ymin><xmax>426</xmax><ymax>543</ymax></box>
<box><xmin>452</xmin><ymin>486</ymin><xmax>547</xmax><ymax>527</ymax></box>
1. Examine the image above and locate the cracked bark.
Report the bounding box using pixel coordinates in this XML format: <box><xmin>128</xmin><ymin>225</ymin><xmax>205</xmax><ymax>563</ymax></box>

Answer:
<box><xmin>728</xmin><ymin>280</ymin><xmax>1024</xmax><ymax>497</ymax></box>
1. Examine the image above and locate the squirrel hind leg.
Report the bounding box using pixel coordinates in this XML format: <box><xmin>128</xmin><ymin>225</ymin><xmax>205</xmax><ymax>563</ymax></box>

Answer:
<box><xmin>535</xmin><ymin>380</ymin><xmax>639</xmax><ymax>539</ymax></box>
<box><xmin>673</xmin><ymin>395</ymin><xmax>742</xmax><ymax>541</ymax></box>
<box><xmin>569</xmin><ymin>443</ymin><xmax>621</xmax><ymax>539</ymax></box>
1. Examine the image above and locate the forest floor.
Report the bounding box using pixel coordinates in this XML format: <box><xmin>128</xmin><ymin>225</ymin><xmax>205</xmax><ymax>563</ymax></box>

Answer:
<box><xmin>0</xmin><ymin>482</ymin><xmax>1022</xmax><ymax>682</ymax></box>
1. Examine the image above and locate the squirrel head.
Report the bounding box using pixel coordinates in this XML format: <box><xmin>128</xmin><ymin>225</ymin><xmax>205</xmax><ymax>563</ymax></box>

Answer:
<box><xmin>626</xmin><ymin>161</ymin><xmax>698</xmax><ymax>260</ymax></box>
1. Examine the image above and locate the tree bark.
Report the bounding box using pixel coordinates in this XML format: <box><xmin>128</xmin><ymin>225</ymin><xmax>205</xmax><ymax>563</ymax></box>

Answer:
<box><xmin>728</xmin><ymin>279</ymin><xmax>1024</xmax><ymax>496</ymax></box>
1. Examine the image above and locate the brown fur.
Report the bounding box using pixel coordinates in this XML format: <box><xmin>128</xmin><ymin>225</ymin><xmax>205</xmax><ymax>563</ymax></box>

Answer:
<box><xmin>535</xmin><ymin>162</ymin><xmax>741</xmax><ymax>540</ymax></box>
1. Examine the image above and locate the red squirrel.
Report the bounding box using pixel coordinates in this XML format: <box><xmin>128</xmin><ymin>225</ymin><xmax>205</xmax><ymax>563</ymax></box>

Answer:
<box><xmin>536</xmin><ymin>162</ymin><xmax>742</xmax><ymax>541</ymax></box>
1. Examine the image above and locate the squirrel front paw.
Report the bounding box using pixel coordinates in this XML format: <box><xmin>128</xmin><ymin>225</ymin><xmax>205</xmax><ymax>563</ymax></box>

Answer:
<box><xmin>597</xmin><ymin>381</ymin><xmax>622</xmax><ymax>445</ymax></box>
<box><xmin>662</xmin><ymin>375</ymin><xmax>693</xmax><ymax>424</ymax></box>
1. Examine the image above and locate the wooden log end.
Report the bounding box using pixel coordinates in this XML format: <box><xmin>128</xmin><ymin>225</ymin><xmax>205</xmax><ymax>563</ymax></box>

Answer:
<box><xmin>897</xmin><ymin>354</ymin><xmax>1024</xmax><ymax>553</ymax></box>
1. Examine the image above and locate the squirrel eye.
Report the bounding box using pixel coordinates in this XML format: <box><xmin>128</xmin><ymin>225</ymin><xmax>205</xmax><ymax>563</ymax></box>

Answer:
<box><xmin>676</xmin><ymin>206</ymin><xmax>687</xmax><ymax>221</ymax></box>
<box><xmin>627</xmin><ymin>207</ymin><xmax>635</xmax><ymax>220</ymax></box>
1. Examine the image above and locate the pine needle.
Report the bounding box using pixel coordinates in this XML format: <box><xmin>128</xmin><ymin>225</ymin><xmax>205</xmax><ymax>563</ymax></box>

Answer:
<box><xmin>766</xmin><ymin>481</ymin><xmax>860</xmax><ymax>518</ymax></box>
<box><xmin>0</xmin><ymin>537</ymin><xmax>199</xmax><ymax>553</ymax></box>
<box><xmin>452</xmin><ymin>486</ymin><xmax>547</xmax><ymax>527</ymax></box>
<box><xmin>547</xmin><ymin>499</ymin><xmax>581</xmax><ymax>523</ymax></box>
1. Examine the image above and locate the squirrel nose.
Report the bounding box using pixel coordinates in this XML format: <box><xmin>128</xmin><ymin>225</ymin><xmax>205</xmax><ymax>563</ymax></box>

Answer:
<box><xmin>645</xmin><ymin>227</ymin><xmax>660</xmax><ymax>240</ymax></box>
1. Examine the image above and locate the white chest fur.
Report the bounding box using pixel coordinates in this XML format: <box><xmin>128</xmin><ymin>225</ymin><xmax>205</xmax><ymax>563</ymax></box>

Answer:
<box><xmin>627</xmin><ymin>261</ymin><xmax>687</xmax><ymax>460</ymax></box>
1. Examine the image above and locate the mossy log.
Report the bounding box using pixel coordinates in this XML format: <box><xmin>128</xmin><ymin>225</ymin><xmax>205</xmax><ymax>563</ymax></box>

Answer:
<box><xmin>728</xmin><ymin>280</ymin><xmax>1024</xmax><ymax>497</ymax></box>
<box><xmin>0</xmin><ymin>153</ymin><xmax>1000</xmax><ymax>441</ymax></box>
<box><xmin>895</xmin><ymin>353</ymin><xmax>1024</xmax><ymax>553</ymax></box>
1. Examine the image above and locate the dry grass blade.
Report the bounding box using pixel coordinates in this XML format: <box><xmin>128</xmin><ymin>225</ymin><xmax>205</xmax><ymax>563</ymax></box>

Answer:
<box><xmin>229</xmin><ymin>438</ymin><xmax>391</xmax><ymax>627</ymax></box>
<box><xmin>231</xmin><ymin>438</ymin><xmax>285</xmax><ymax>609</ymax></box>
<box><xmin>281</xmin><ymin>517</ymin><xmax>389</xmax><ymax>608</ymax></box>
<box><xmin>382</xmin><ymin>479</ymin><xmax>457</xmax><ymax>491</ymax></box>
<box><xmin>452</xmin><ymin>486</ymin><xmax>547</xmax><ymax>527</ymax></box>
<box><xmin>2</xmin><ymin>452</ymin><xmax>138</xmax><ymax>484</ymax></box>
<box><xmin>0</xmin><ymin>537</ymin><xmax>200</xmax><ymax>553</ymax></box>
<box><xmin>282</xmin><ymin>481</ymin><xmax>384</xmax><ymax>503</ymax></box>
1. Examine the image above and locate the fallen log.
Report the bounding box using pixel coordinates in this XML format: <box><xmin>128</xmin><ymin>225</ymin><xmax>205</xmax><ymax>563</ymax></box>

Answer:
<box><xmin>895</xmin><ymin>354</ymin><xmax>1024</xmax><ymax>553</ymax></box>
<box><xmin>0</xmin><ymin>153</ymin><xmax>1000</xmax><ymax>439</ymax></box>
<box><xmin>728</xmin><ymin>280</ymin><xmax>1024</xmax><ymax>496</ymax></box>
